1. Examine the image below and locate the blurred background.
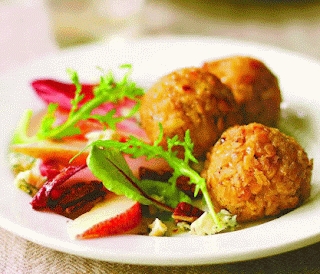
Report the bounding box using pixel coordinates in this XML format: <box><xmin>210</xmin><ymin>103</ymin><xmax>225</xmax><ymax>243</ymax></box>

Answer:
<box><xmin>1</xmin><ymin>0</ymin><xmax>320</xmax><ymax>74</ymax></box>
<box><xmin>46</xmin><ymin>0</ymin><xmax>320</xmax><ymax>56</ymax></box>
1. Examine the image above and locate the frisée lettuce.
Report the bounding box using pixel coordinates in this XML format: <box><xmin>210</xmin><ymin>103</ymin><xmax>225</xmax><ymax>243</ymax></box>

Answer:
<box><xmin>83</xmin><ymin>124</ymin><xmax>222</xmax><ymax>228</ymax></box>
<box><xmin>12</xmin><ymin>65</ymin><xmax>143</xmax><ymax>144</ymax></box>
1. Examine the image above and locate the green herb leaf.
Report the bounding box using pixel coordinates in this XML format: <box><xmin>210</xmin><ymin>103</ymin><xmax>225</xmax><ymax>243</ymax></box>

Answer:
<box><xmin>11</xmin><ymin>110</ymin><xmax>38</xmax><ymax>145</ymax></box>
<box><xmin>87</xmin><ymin>145</ymin><xmax>191</xmax><ymax>211</ymax></box>
<box><xmin>88</xmin><ymin>145</ymin><xmax>150</xmax><ymax>204</ymax></box>
<box><xmin>67</xmin><ymin>68</ymin><xmax>85</xmax><ymax>116</ymax></box>
<box><xmin>138</xmin><ymin>179</ymin><xmax>191</xmax><ymax>209</ymax></box>
<box><xmin>12</xmin><ymin>65</ymin><xmax>143</xmax><ymax>144</ymax></box>
<box><xmin>86</xmin><ymin>124</ymin><xmax>221</xmax><ymax>228</ymax></box>
<box><xmin>90</xmin><ymin>100</ymin><xmax>141</xmax><ymax>130</ymax></box>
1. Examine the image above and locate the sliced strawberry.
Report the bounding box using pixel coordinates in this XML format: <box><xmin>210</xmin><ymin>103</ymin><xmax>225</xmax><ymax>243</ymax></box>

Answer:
<box><xmin>67</xmin><ymin>194</ymin><xmax>142</xmax><ymax>239</ymax></box>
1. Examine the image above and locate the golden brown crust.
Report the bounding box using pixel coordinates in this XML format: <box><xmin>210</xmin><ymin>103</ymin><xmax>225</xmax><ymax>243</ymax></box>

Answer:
<box><xmin>202</xmin><ymin>123</ymin><xmax>313</xmax><ymax>222</ymax></box>
<box><xmin>203</xmin><ymin>56</ymin><xmax>282</xmax><ymax>127</ymax></box>
<box><xmin>140</xmin><ymin>67</ymin><xmax>241</xmax><ymax>158</ymax></box>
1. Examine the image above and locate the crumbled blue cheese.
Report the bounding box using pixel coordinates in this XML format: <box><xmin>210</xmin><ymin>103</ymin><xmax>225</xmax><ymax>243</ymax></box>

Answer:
<box><xmin>190</xmin><ymin>210</ymin><xmax>237</xmax><ymax>236</ymax></box>
<box><xmin>176</xmin><ymin>221</ymin><xmax>191</xmax><ymax>232</ymax></box>
<box><xmin>13</xmin><ymin>159</ymin><xmax>46</xmax><ymax>196</ymax></box>
<box><xmin>8</xmin><ymin>152</ymin><xmax>36</xmax><ymax>175</ymax></box>
<box><xmin>149</xmin><ymin>218</ymin><xmax>167</xmax><ymax>236</ymax></box>
<box><xmin>85</xmin><ymin>129</ymin><xmax>121</xmax><ymax>144</ymax></box>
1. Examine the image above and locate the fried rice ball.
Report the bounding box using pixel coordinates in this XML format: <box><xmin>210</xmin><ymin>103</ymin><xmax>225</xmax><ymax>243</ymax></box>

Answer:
<box><xmin>202</xmin><ymin>123</ymin><xmax>313</xmax><ymax>222</ymax></box>
<box><xmin>203</xmin><ymin>56</ymin><xmax>282</xmax><ymax>127</ymax></box>
<box><xmin>140</xmin><ymin>67</ymin><xmax>241</xmax><ymax>158</ymax></box>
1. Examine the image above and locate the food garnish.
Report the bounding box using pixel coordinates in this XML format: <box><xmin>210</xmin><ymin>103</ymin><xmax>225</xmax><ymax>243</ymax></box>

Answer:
<box><xmin>12</xmin><ymin>65</ymin><xmax>144</xmax><ymax>145</ymax></box>
<box><xmin>82</xmin><ymin>123</ymin><xmax>222</xmax><ymax>228</ymax></box>
<box><xmin>86</xmin><ymin>144</ymin><xmax>191</xmax><ymax>211</ymax></box>
<box><xmin>32</xmin><ymin>79</ymin><xmax>97</xmax><ymax>111</ymax></box>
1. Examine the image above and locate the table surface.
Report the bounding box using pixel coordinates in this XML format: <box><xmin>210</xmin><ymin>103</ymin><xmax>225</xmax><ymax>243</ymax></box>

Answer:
<box><xmin>2</xmin><ymin>0</ymin><xmax>320</xmax><ymax>273</ymax></box>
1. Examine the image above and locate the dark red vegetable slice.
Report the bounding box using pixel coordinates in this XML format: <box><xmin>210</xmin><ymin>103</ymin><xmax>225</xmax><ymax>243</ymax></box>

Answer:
<box><xmin>31</xmin><ymin>79</ymin><xmax>95</xmax><ymax>110</ymax></box>
<box><xmin>31</xmin><ymin>79</ymin><xmax>138</xmax><ymax>116</ymax></box>
<box><xmin>31</xmin><ymin>164</ymin><xmax>109</xmax><ymax>219</ymax></box>
<box><xmin>31</xmin><ymin>165</ymin><xmax>87</xmax><ymax>209</ymax></box>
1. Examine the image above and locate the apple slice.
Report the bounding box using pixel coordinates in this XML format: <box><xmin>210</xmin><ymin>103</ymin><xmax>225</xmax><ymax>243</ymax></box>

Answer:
<box><xmin>67</xmin><ymin>193</ymin><xmax>142</xmax><ymax>239</ymax></box>
<box><xmin>11</xmin><ymin>139</ymin><xmax>88</xmax><ymax>166</ymax></box>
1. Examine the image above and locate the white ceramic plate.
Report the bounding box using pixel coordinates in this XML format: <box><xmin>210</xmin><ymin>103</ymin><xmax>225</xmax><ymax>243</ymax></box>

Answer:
<box><xmin>1</xmin><ymin>36</ymin><xmax>320</xmax><ymax>266</ymax></box>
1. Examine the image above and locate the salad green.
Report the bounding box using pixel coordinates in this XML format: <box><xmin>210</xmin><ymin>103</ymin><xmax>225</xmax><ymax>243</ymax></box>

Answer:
<box><xmin>12</xmin><ymin>65</ymin><xmax>224</xmax><ymax>231</ymax></box>
<box><xmin>88</xmin><ymin>145</ymin><xmax>191</xmax><ymax>211</ymax></box>
<box><xmin>12</xmin><ymin>65</ymin><xmax>143</xmax><ymax>145</ymax></box>
<box><xmin>84</xmin><ymin>124</ymin><xmax>222</xmax><ymax>228</ymax></box>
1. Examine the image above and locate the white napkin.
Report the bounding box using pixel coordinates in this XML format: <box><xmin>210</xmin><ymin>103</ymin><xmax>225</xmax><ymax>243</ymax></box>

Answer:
<box><xmin>0</xmin><ymin>0</ymin><xmax>58</xmax><ymax>74</ymax></box>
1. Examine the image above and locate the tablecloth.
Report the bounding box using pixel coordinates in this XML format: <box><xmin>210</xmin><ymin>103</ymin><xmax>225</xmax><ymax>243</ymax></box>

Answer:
<box><xmin>2</xmin><ymin>0</ymin><xmax>320</xmax><ymax>273</ymax></box>
<box><xmin>2</xmin><ymin>226</ymin><xmax>320</xmax><ymax>273</ymax></box>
